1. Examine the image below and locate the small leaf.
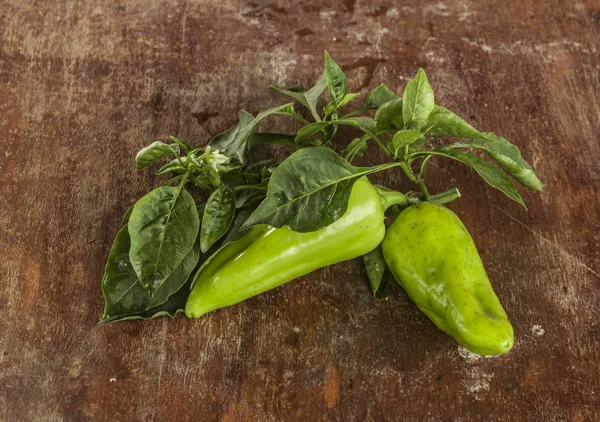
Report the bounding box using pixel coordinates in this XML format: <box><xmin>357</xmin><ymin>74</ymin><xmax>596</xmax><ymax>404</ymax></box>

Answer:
<box><xmin>128</xmin><ymin>185</ymin><xmax>200</xmax><ymax>295</ymax></box>
<box><xmin>270</xmin><ymin>73</ymin><xmax>326</xmax><ymax>121</ymax></box>
<box><xmin>402</xmin><ymin>68</ymin><xmax>435</xmax><ymax>130</ymax></box>
<box><xmin>338</xmin><ymin>92</ymin><xmax>359</xmax><ymax>108</ymax></box>
<box><xmin>461</xmin><ymin>133</ymin><xmax>543</xmax><ymax>191</ymax></box>
<box><xmin>426</xmin><ymin>106</ymin><xmax>493</xmax><ymax>140</ymax></box>
<box><xmin>364</xmin><ymin>84</ymin><xmax>399</xmax><ymax>109</ymax></box>
<box><xmin>325</xmin><ymin>51</ymin><xmax>348</xmax><ymax>106</ymax></box>
<box><xmin>295</xmin><ymin>121</ymin><xmax>329</xmax><ymax>143</ymax></box>
<box><xmin>122</xmin><ymin>205</ymin><xmax>134</xmax><ymax>223</ymax></box>
<box><xmin>200</xmin><ymin>185</ymin><xmax>236</xmax><ymax>252</ymax></box>
<box><xmin>155</xmin><ymin>158</ymin><xmax>185</xmax><ymax>175</ymax></box>
<box><xmin>169</xmin><ymin>136</ymin><xmax>194</xmax><ymax>153</ymax></box>
<box><xmin>241</xmin><ymin>147</ymin><xmax>383</xmax><ymax>232</ymax></box>
<box><xmin>209</xmin><ymin>104</ymin><xmax>293</xmax><ymax>164</ymax></box>
<box><xmin>364</xmin><ymin>246</ymin><xmax>389</xmax><ymax>299</ymax></box>
<box><xmin>136</xmin><ymin>141</ymin><xmax>180</xmax><ymax>169</ymax></box>
<box><xmin>420</xmin><ymin>148</ymin><xmax>526</xmax><ymax>208</ymax></box>
<box><xmin>343</xmin><ymin>135</ymin><xmax>369</xmax><ymax>162</ymax></box>
<box><xmin>390</xmin><ymin>129</ymin><xmax>420</xmax><ymax>156</ymax></box>
<box><xmin>375</xmin><ymin>98</ymin><xmax>404</xmax><ymax>134</ymax></box>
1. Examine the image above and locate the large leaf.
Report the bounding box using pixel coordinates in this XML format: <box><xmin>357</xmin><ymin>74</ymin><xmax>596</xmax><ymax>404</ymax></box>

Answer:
<box><xmin>418</xmin><ymin>148</ymin><xmax>526</xmax><ymax>208</ymax></box>
<box><xmin>241</xmin><ymin>147</ymin><xmax>385</xmax><ymax>232</ymax></box>
<box><xmin>209</xmin><ymin>104</ymin><xmax>293</xmax><ymax>164</ymax></box>
<box><xmin>325</xmin><ymin>51</ymin><xmax>348</xmax><ymax>106</ymax></box>
<box><xmin>136</xmin><ymin>141</ymin><xmax>180</xmax><ymax>169</ymax></box>
<box><xmin>200</xmin><ymin>184</ymin><xmax>236</xmax><ymax>252</ymax></box>
<box><xmin>128</xmin><ymin>185</ymin><xmax>200</xmax><ymax>295</ymax></box>
<box><xmin>99</xmin><ymin>226</ymin><xmax>200</xmax><ymax>324</ymax></box>
<box><xmin>460</xmin><ymin>132</ymin><xmax>542</xmax><ymax>191</ymax></box>
<box><xmin>402</xmin><ymin>68</ymin><xmax>435</xmax><ymax>130</ymax></box>
<box><xmin>374</xmin><ymin>98</ymin><xmax>404</xmax><ymax>134</ymax></box>
<box><xmin>426</xmin><ymin>106</ymin><xmax>493</xmax><ymax>140</ymax></box>
<box><xmin>363</xmin><ymin>245</ymin><xmax>389</xmax><ymax>299</ymax></box>
<box><xmin>270</xmin><ymin>73</ymin><xmax>327</xmax><ymax>121</ymax></box>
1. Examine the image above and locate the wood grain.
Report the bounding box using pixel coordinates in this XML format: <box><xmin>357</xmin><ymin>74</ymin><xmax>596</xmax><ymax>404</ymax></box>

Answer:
<box><xmin>1</xmin><ymin>0</ymin><xmax>599</xmax><ymax>420</ymax></box>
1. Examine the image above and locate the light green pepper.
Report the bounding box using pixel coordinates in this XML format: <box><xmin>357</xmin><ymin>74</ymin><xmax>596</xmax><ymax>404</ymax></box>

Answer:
<box><xmin>186</xmin><ymin>177</ymin><xmax>386</xmax><ymax>318</ymax></box>
<box><xmin>382</xmin><ymin>202</ymin><xmax>514</xmax><ymax>355</ymax></box>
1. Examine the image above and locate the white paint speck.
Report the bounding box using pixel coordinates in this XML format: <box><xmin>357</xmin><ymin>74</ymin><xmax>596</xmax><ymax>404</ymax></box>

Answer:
<box><xmin>320</xmin><ymin>10</ymin><xmax>337</xmax><ymax>21</ymax></box>
<box><xmin>457</xmin><ymin>345</ymin><xmax>483</xmax><ymax>362</ymax></box>
<box><xmin>531</xmin><ymin>325</ymin><xmax>545</xmax><ymax>337</ymax></box>
<box><xmin>386</xmin><ymin>8</ymin><xmax>400</xmax><ymax>17</ymax></box>
<box><xmin>109</xmin><ymin>377</ymin><xmax>116</xmax><ymax>382</ymax></box>
<box><xmin>292</xmin><ymin>326</ymin><xmax>300</xmax><ymax>333</ymax></box>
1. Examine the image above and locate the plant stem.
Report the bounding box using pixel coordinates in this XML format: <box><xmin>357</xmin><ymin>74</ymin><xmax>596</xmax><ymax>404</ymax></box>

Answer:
<box><xmin>233</xmin><ymin>185</ymin><xmax>268</xmax><ymax>192</ymax></box>
<box><xmin>399</xmin><ymin>161</ymin><xmax>430</xmax><ymax>200</ymax></box>
<box><xmin>290</xmin><ymin>112</ymin><xmax>311</xmax><ymax>125</ymax></box>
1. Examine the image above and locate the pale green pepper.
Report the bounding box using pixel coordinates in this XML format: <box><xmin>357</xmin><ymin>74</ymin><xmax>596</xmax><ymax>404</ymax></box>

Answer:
<box><xmin>186</xmin><ymin>177</ymin><xmax>387</xmax><ymax>318</ymax></box>
<box><xmin>382</xmin><ymin>202</ymin><xmax>514</xmax><ymax>355</ymax></box>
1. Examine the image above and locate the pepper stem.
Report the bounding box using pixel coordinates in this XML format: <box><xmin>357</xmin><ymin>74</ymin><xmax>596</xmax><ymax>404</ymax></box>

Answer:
<box><xmin>374</xmin><ymin>185</ymin><xmax>411</xmax><ymax>211</ymax></box>
<box><xmin>429</xmin><ymin>188</ymin><xmax>461</xmax><ymax>205</ymax></box>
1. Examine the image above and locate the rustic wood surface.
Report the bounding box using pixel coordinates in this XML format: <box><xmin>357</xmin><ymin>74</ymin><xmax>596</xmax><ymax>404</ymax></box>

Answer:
<box><xmin>1</xmin><ymin>0</ymin><xmax>599</xmax><ymax>420</ymax></box>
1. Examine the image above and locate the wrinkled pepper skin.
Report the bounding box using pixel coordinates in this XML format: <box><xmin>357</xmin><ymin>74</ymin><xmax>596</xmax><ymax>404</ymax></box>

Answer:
<box><xmin>382</xmin><ymin>202</ymin><xmax>514</xmax><ymax>355</ymax></box>
<box><xmin>185</xmin><ymin>177</ymin><xmax>386</xmax><ymax>318</ymax></box>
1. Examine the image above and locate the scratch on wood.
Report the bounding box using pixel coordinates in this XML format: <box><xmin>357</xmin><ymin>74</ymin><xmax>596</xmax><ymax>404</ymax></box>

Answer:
<box><xmin>157</xmin><ymin>319</ymin><xmax>168</xmax><ymax>389</ymax></box>
<box><xmin>494</xmin><ymin>205</ymin><xmax>600</xmax><ymax>280</ymax></box>
<box><xmin>323</xmin><ymin>367</ymin><xmax>340</xmax><ymax>409</ymax></box>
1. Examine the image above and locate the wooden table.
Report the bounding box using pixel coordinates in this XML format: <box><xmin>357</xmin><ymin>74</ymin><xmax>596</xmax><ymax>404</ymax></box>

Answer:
<box><xmin>1</xmin><ymin>1</ymin><xmax>599</xmax><ymax>420</ymax></box>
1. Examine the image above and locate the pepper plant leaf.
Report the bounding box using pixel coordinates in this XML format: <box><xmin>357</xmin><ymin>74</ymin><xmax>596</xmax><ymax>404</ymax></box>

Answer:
<box><xmin>375</xmin><ymin>98</ymin><xmax>404</xmax><ymax>134</ymax></box>
<box><xmin>426</xmin><ymin>106</ymin><xmax>493</xmax><ymax>140</ymax></box>
<box><xmin>200</xmin><ymin>184</ymin><xmax>236</xmax><ymax>252</ymax></box>
<box><xmin>270</xmin><ymin>73</ymin><xmax>326</xmax><ymax>121</ymax></box>
<box><xmin>402</xmin><ymin>68</ymin><xmax>434</xmax><ymax>130</ymax></box>
<box><xmin>415</xmin><ymin>148</ymin><xmax>526</xmax><ymax>208</ymax></box>
<box><xmin>99</xmin><ymin>225</ymin><xmax>200</xmax><ymax>324</ymax></box>
<box><xmin>136</xmin><ymin>141</ymin><xmax>180</xmax><ymax>169</ymax></box>
<box><xmin>325</xmin><ymin>51</ymin><xmax>348</xmax><ymax>106</ymax></box>
<box><xmin>363</xmin><ymin>245</ymin><xmax>389</xmax><ymax>299</ymax></box>
<box><xmin>457</xmin><ymin>132</ymin><xmax>542</xmax><ymax>191</ymax></box>
<box><xmin>128</xmin><ymin>185</ymin><xmax>200</xmax><ymax>295</ymax></box>
<box><xmin>209</xmin><ymin>103</ymin><xmax>294</xmax><ymax>164</ymax></box>
<box><xmin>241</xmin><ymin>147</ymin><xmax>389</xmax><ymax>232</ymax></box>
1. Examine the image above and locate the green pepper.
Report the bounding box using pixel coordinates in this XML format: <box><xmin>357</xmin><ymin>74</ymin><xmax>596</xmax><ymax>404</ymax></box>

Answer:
<box><xmin>185</xmin><ymin>177</ymin><xmax>386</xmax><ymax>318</ymax></box>
<box><xmin>382</xmin><ymin>202</ymin><xmax>514</xmax><ymax>355</ymax></box>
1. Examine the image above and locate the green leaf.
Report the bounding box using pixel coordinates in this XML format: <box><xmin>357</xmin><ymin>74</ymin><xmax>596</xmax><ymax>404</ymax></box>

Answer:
<box><xmin>200</xmin><ymin>184</ymin><xmax>236</xmax><ymax>253</ymax></box>
<box><xmin>249</xmin><ymin>132</ymin><xmax>295</xmax><ymax>146</ymax></box>
<box><xmin>374</xmin><ymin>98</ymin><xmax>404</xmax><ymax>134</ymax></box>
<box><xmin>426</xmin><ymin>106</ymin><xmax>493</xmax><ymax>140</ymax></box>
<box><xmin>336</xmin><ymin>117</ymin><xmax>377</xmax><ymax>134</ymax></box>
<box><xmin>270</xmin><ymin>73</ymin><xmax>327</xmax><ymax>121</ymax></box>
<box><xmin>209</xmin><ymin>104</ymin><xmax>293</xmax><ymax>164</ymax></box>
<box><xmin>136</xmin><ymin>141</ymin><xmax>180</xmax><ymax>169</ymax></box>
<box><xmin>99</xmin><ymin>226</ymin><xmax>200</xmax><ymax>324</ymax></box>
<box><xmin>295</xmin><ymin>121</ymin><xmax>330</xmax><ymax>143</ymax></box>
<box><xmin>402</xmin><ymin>68</ymin><xmax>435</xmax><ymax>130</ymax></box>
<box><xmin>390</xmin><ymin>129</ymin><xmax>420</xmax><ymax>157</ymax></box>
<box><xmin>418</xmin><ymin>148</ymin><xmax>526</xmax><ymax>208</ymax></box>
<box><xmin>343</xmin><ymin>135</ymin><xmax>369</xmax><ymax>162</ymax></box>
<box><xmin>122</xmin><ymin>205</ymin><xmax>134</xmax><ymax>223</ymax></box>
<box><xmin>241</xmin><ymin>147</ymin><xmax>385</xmax><ymax>232</ymax></box>
<box><xmin>324</xmin><ymin>51</ymin><xmax>348</xmax><ymax>106</ymax></box>
<box><xmin>128</xmin><ymin>185</ymin><xmax>200</xmax><ymax>295</ymax></box>
<box><xmin>169</xmin><ymin>136</ymin><xmax>194</xmax><ymax>153</ymax></box>
<box><xmin>338</xmin><ymin>92</ymin><xmax>359</xmax><ymax>108</ymax></box>
<box><xmin>364</xmin><ymin>84</ymin><xmax>399</xmax><ymax>109</ymax></box>
<box><xmin>363</xmin><ymin>246</ymin><xmax>389</xmax><ymax>299</ymax></box>
<box><xmin>155</xmin><ymin>158</ymin><xmax>185</xmax><ymax>175</ymax></box>
<box><xmin>459</xmin><ymin>133</ymin><xmax>543</xmax><ymax>191</ymax></box>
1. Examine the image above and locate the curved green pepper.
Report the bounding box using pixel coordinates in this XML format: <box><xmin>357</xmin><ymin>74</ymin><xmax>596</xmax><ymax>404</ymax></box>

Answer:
<box><xmin>186</xmin><ymin>177</ymin><xmax>386</xmax><ymax>318</ymax></box>
<box><xmin>382</xmin><ymin>202</ymin><xmax>514</xmax><ymax>355</ymax></box>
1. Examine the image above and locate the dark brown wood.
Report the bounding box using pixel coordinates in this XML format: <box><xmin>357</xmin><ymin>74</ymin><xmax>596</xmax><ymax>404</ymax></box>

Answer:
<box><xmin>1</xmin><ymin>1</ymin><xmax>599</xmax><ymax>420</ymax></box>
